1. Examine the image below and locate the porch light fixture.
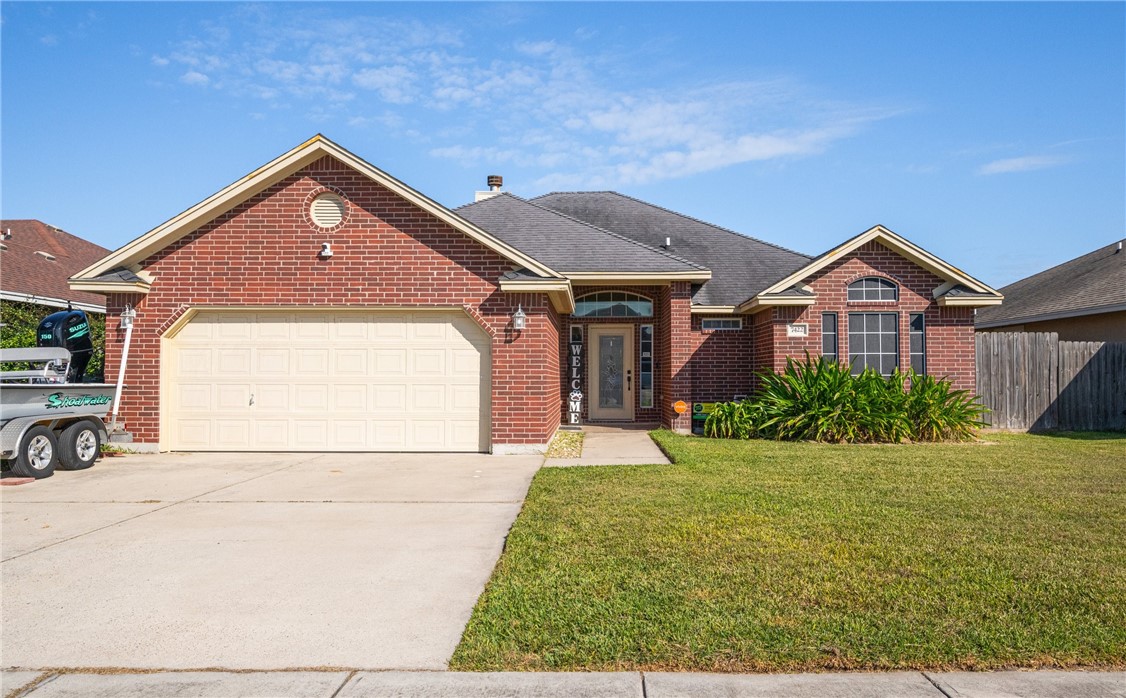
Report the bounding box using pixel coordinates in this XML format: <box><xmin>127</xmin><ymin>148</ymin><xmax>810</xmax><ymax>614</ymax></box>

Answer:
<box><xmin>319</xmin><ymin>242</ymin><xmax>333</xmax><ymax>258</ymax></box>
<box><xmin>119</xmin><ymin>304</ymin><xmax>137</xmax><ymax>330</ymax></box>
<box><xmin>512</xmin><ymin>304</ymin><xmax>528</xmax><ymax>331</ymax></box>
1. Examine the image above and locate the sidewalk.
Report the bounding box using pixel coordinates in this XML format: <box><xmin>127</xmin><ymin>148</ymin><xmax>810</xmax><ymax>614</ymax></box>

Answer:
<box><xmin>4</xmin><ymin>669</ymin><xmax>1124</xmax><ymax>697</ymax></box>
<box><xmin>543</xmin><ymin>425</ymin><xmax>670</xmax><ymax>467</ymax></box>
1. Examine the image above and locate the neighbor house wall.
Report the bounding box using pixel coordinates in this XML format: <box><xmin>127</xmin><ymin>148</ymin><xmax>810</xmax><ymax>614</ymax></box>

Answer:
<box><xmin>978</xmin><ymin>310</ymin><xmax>1126</xmax><ymax>343</ymax></box>
<box><xmin>101</xmin><ymin>154</ymin><xmax>560</xmax><ymax>451</ymax></box>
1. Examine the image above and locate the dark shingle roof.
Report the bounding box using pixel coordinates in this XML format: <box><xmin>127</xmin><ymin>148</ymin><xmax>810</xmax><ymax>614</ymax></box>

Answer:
<box><xmin>976</xmin><ymin>240</ymin><xmax>1126</xmax><ymax>327</ymax></box>
<box><xmin>0</xmin><ymin>219</ymin><xmax>110</xmax><ymax>307</ymax></box>
<box><xmin>531</xmin><ymin>192</ymin><xmax>811</xmax><ymax>306</ymax></box>
<box><xmin>87</xmin><ymin>268</ymin><xmax>146</xmax><ymax>284</ymax></box>
<box><xmin>456</xmin><ymin>194</ymin><xmax>706</xmax><ymax>275</ymax></box>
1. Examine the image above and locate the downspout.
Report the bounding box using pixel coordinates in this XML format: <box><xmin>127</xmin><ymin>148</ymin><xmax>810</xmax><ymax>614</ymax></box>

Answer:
<box><xmin>110</xmin><ymin>304</ymin><xmax>136</xmax><ymax>432</ymax></box>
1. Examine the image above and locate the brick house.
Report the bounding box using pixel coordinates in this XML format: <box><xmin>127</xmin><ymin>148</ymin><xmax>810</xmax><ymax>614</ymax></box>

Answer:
<box><xmin>70</xmin><ymin>136</ymin><xmax>1003</xmax><ymax>453</ymax></box>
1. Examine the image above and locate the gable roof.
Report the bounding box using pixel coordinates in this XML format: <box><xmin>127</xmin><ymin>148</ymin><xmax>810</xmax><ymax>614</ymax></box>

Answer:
<box><xmin>975</xmin><ymin>239</ymin><xmax>1126</xmax><ymax>328</ymax></box>
<box><xmin>70</xmin><ymin>135</ymin><xmax>561</xmax><ymax>293</ymax></box>
<box><xmin>740</xmin><ymin>225</ymin><xmax>1003</xmax><ymax>312</ymax></box>
<box><xmin>533</xmin><ymin>191</ymin><xmax>810</xmax><ymax>306</ymax></box>
<box><xmin>455</xmin><ymin>193</ymin><xmax>708</xmax><ymax>278</ymax></box>
<box><xmin>0</xmin><ymin>220</ymin><xmax>110</xmax><ymax>312</ymax></box>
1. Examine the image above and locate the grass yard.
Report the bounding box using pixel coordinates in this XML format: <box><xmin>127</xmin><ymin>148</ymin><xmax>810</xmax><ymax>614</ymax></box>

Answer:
<box><xmin>452</xmin><ymin>431</ymin><xmax>1126</xmax><ymax>672</ymax></box>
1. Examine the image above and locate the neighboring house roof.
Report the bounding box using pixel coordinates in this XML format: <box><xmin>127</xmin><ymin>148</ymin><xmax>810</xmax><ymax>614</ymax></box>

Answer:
<box><xmin>455</xmin><ymin>194</ymin><xmax>708</xmax><ymax>278</ymax></box>
<box><xmin>975</xmin><ymin>239</ymin><xmax>1126</xmax><ymax>328</ymax></box>
<box><xmin>532</xmin><ymin>191</ymin><xmax>810</xmax><ymax>306</ymax></box>
<box><xmin>0</xmin><ymin>219</ymin><xmax>109</xmax><ymax>312</ymax></box>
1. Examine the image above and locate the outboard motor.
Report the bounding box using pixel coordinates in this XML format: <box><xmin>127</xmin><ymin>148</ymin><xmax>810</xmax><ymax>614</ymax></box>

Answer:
<box><xmin>37</xmin><ymin>309</ymin><xmax>94</xmax><ymax>382</ymax></box>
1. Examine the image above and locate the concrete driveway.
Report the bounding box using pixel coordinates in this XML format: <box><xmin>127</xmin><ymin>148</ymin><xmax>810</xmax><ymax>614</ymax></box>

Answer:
<box><xmin>1</xmin><ymin>451</ymin><xmax>541</xmax><ymax>670</ymax></box>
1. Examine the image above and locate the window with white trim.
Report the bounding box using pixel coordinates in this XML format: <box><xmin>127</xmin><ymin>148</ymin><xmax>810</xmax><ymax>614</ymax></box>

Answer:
<box><xmin>848</xmin><ymin>312</ymin><xmax>898</xmax><ymax>376</ymax></box>
<box><xmin>847</xmin><ymin>277</ymin><xmax>898</xmax><ymax>302</ymax></box>
<box><xmin>574</xmin><ymin>291</ymin><xmax>653</xmax><ymax>318</ymax></box>
<box><xmin>701</xmin><ymin>317</ymin><xmax>742</xmax><ymax>331</ymax></box>
<box><xmin>821</xmin><ymin>312</ymin><xmax>838</xmax><ymax>363</ymax></box>
<box><xmin>909</xmin><ymin>313</ymin><xmax>926</xmax><ymax>375</ymax></box>
<box><xmin>639</xmin><ymin>324</ymin><xmax>654</xmax><ymax>408</ymax></box>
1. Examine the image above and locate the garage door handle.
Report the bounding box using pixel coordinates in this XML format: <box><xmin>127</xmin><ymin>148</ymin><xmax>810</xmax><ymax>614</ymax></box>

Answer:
<box><xmin>249</xmin><ymin>394</ymin><xmax>254</xmax><ymax>406</ymax></box>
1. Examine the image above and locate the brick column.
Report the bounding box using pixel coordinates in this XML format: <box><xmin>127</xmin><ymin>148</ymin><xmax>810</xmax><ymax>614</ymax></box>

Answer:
<box><xmin>661</xmin><ymin>281</ymin><xmax>694</xmax><ymax>433</ymax></box>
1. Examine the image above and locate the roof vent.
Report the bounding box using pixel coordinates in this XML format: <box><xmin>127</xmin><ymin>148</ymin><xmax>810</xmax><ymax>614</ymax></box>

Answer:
<box><xmin>34</xmin><ymin>250</ymin><xmax>57</xmax><ymax>261</ymax></box>
<box><xmin>310</xmin><ymin>193</ymin><xmax>346</xmax><ymax>228</ymax></box>
<box><xmin>475</xmin><ymin>175</ymin><xmax>505</xmax><ymax>202</ymax></box>
<box><xmin>2</xmin><ymin>228</ymin><xmax>11</xmax><ymax>240</ymax></box>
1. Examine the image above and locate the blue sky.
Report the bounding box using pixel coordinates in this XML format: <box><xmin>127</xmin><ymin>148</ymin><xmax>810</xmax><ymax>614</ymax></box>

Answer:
<box><xmin>2</xmin><ymin>2</ymin><xmax>1122</xmax><ymax>287</ymax></box>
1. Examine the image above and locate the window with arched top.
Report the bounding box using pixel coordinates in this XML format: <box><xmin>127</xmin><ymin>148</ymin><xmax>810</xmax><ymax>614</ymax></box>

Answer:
<box><xmin>574</xmin><ymin>291</ymin><xmax>653</xmax><ymax>318</ymax></box>
<box><xmin>847</xmin><ymin>277</ymin><xmax>898</xmax><ymax>302</ymax></box>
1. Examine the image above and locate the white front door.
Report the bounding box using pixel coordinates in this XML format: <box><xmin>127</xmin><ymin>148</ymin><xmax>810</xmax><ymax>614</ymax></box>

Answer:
<box><xmin>589</xmin><ymin>325</ymin><xmax>634</xmax><ymax>421</ymax></box>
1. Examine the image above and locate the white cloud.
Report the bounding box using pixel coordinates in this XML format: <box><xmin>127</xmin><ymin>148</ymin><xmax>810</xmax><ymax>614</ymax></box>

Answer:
<box><xmin>150</xmin><ymin>7</ymin><xmax>902</xmax><ymax>188</ymax></box>
<box><xmin>353</xmin><ymin>65</ymin><xmax>417</xmax><ymax>104</ymax></box>
<box><xmin>978</xmin><ymin>155</ymin><xmax>1067</xmax><ymax>175</ymax></box>
<box><xmin>180</xmin><ymin>70</ymin><xmax>210</xmax><ymax>86</ymax></box>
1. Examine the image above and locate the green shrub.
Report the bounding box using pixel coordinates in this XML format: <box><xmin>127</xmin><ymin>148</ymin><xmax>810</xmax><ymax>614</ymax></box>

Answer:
<box><xmin>705</xmin><ymin>353</ymin><xmax>986</xmax><ymax>443</ymax></box>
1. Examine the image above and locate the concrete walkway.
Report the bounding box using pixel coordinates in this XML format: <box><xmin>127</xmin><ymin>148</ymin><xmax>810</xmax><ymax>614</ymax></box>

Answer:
<box><xmin>543</xmin><ymin>425</ymin><xmax>670</xmax><ymax>467</ymax></box>
<box><xmin>4</xmin><ymin>669</ymin><xmax>1123</xmax><ymax>697</ymax></box>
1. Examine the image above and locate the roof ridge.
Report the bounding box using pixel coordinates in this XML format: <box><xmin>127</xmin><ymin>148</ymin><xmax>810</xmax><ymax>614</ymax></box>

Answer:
<box><xmin>534</xmin><ymin>191</ymin><xmax>812</xmax><ymax>260</ymax></box>
<box><xmin>1001</xmin><ymin>238</ymin><xmax>1126</xmax><ymax>291</ymax></box>
<box><xmin>516</xmin><ymin>194</ymin><xmax>709</xmax><ymax>271</ymax></box>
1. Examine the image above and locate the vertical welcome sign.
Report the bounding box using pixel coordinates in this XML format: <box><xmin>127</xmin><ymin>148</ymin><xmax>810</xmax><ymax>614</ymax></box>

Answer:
<box><xmin>568</xmin><ymin>325</ymin><xmax>583</xmax><ymax>425</ymax></box>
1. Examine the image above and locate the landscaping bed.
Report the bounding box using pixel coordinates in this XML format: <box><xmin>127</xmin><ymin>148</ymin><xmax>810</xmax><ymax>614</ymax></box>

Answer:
<box><xmin>452</xmin><ymin>431</ymin><xmax>1126</xmax><ymax>672</ymax></box>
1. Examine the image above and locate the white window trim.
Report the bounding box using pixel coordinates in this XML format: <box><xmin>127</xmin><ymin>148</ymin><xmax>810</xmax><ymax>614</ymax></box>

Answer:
<box><xmin>701</xmin><ymin>317</ymin><xmax>743</xmax><ymax>331</ymax></box>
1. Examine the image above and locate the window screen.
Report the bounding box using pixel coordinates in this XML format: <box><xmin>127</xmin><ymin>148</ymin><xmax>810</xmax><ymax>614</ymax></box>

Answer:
<box><xmin>909</xmin><ymin>313</ymin><xmax>926</xmax><ymax>375</ymax></box>
<box><xmin>847</xmin><ymin>277</ymin><xmax>898</xmax><ymax>302</ymax></box>
<box><xmin>848</xmin><ymin>312</ymin><xmax>899</xmax><ymax>376</ymax></box>
<box><xmin>821</xmin><ymin>313</ymin><xmax>838</xmax><ymax>363</ymax></box>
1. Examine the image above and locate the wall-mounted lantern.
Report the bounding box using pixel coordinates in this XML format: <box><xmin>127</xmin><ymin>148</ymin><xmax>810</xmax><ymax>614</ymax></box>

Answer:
<box><xmin>119</xmin><ymin>304</ymin><xmax>137</xmax><ymax>330</ymax></box>
<box><xmin>512</xmin><ymin>304</ymin><xmax>528</xmax><ymax>331</ymax></box>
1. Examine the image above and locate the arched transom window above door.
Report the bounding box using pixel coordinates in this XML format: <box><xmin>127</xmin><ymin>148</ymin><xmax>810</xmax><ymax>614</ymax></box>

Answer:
<box><xmin>574</xmin><ymin>291</ymin><xmax>654</xmax><ymax>318</ymax></box>
<box><xmin>847</xmin><ymin>277</ymin><xmax>898</xmax><ymax>302</ymax></box>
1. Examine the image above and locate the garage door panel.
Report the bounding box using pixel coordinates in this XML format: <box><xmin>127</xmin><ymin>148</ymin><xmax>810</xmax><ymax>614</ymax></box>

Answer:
<box><xmin>411</xmin><ymin>349</ymin><xmax>445</xmax><ymax>375</ymax></box>
<box><xmin>168</xmin><ymin>310</ymin><xmax>490</xmax><ymax>452</ymax></box>
<box><xmin>217</xmin><ymin>384</ymin><xmax>250</xmax><ymax>410</ymax></box>
<box><xmin>256</xmin><ymin>349</ymin><xmax>290</xmax><ymax>374</ymax></box>
<box><xmin>253</xmin><ymin>420</ymin><xmax>289</xmax><ymax>449</ymax></box>
<box><xmin>374</xmin><ymin>350</ymin><xmax>406</xmax><ymax>375</ymax></box>
<box><xmin>216</xmin><ymin>349</ymin><xmax>251</xmax><ymax>375</ymax></box>
<box><xmin>216</xmin><ymin>420</ymin><xmax>250</xmax><ymax>448</ymax></box>
<box><xmin>294</xmin><ymin>384</ymin><xmax>329</xmax><ymax>411</ymax></box>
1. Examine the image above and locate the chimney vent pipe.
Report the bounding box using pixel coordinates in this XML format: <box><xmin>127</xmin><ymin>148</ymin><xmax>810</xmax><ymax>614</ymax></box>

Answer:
<box><xmin>487</xmin><ymin>175</ymin><xmax>503</xmax><ymax>191</ymax></box>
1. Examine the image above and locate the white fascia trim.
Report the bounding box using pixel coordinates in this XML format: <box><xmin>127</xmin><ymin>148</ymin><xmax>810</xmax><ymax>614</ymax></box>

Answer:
<box><xmin>690</xmin><ymin>305</ymin><xmax>739</xmax><ymax>314</ymax></box>
<box><xmin>73</xmin><ymin>135</ymin><xmax>560</xmax><ymax>282</ymax></box>
<box><xmin>937</xmin><ymin>296</ymin><xmax>1005</xmax><ymax>307</ymax></box>
<box><xmin>67</xmin><ymin>280</ymin><xmax>151</xmax><ymax>295</ymax></box>
<box><xmin>738</xmin><ymin>295</ymin><xmax>818</xmax><ymax>313</ymax></box>
<box><xmin>975</xmin><ymin>302</ymin><xmax>1126</xmax><ymax>328</ymax></box>
<box><xmin>566</xmin><ymin>271</ymin><xmax>712</xmax><ymax>284</ymax></box>
<box><xmin>0</xmin><ymin>290</ymin><xmax>107</xmax><ymax>314</ymax></box>
<box><xmin>498</xmin><ymin>278</ymin><xmax>575</xmax><ymax>314</ymax></box>
<box><xmin>759</xmin><ymin>226</ymin><xmax>1002</xmax><ymax>299</ymax></box>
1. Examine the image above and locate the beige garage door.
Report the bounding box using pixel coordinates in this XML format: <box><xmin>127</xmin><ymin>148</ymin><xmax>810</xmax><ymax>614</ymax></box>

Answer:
<box><xmin>166</xmin><ymin>310</ymin><xmax>491</xmax><ymax>452</ymax></box>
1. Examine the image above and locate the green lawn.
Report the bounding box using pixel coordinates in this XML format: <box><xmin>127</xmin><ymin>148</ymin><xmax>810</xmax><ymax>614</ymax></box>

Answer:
<box><xmin>452</xmin><ymin>431</ymin><xmax>1126</xmax><ymax>672</ymax></box>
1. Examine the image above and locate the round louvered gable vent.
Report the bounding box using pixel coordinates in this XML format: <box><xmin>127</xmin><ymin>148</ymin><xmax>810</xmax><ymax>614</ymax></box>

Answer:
<box><xmin>310</xmin><ymin>193</ymin><xmax>346</xmax><ymax>228</ymax></box>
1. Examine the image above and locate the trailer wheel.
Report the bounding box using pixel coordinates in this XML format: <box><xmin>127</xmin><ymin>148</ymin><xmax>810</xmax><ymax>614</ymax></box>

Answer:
<box><xmin>59</xmin><ymin>420</ymin><xmax>101</xmax><ymax>470</ymax></box>
<box><xmin>11</xmin><ymin>426</ymin><xmax>58</xmax><ymax>479</ymax></box>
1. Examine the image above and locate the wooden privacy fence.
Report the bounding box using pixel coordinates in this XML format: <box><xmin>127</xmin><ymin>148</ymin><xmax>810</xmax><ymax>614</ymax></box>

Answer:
<box><xmin>975</xmin><ymin>332</ymin><xmax>1126</xmax><ymax>431</ymax></box>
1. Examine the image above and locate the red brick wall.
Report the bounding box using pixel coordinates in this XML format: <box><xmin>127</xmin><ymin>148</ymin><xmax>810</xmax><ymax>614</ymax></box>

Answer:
<box><xmin>662</xmin><ymin>281</ymin><xmax>695</xmax><ymax>433</ymax></box>
<box><xmin>754</xmin><ymin>241</ymin><xmax>977</xmax><ymax>391</ymax></box>
<box><xmin>686</xmin><ymin>314</ymin><xmax>756</xmax><ymax>402</ymax></box>
<box><xmin>101</xmin><ymin>155</ymin><xmax>560</xmax><ymax>449</ymax></box>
